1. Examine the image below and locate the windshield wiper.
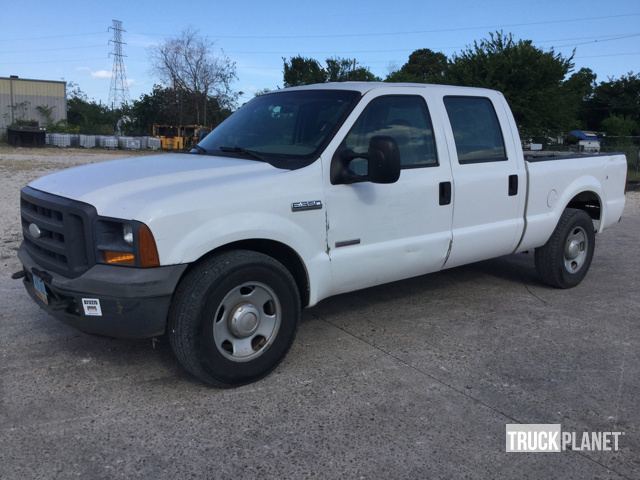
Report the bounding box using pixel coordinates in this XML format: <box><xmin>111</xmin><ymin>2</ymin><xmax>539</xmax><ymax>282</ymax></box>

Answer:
<box><xmin>218</xmin><ymin>146</ymin><xmax>267</xmax><ymax>162</ymax></box>
<box><xmin>191</xmin><ymin>144</ymin><xmax>208</xmax><ymax>154</ymax></box>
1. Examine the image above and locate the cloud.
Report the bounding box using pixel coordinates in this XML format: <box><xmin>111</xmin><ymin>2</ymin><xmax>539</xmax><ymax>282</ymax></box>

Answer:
<box><xmin>90</xmin><ymin>70</ymin><xmax>112</xmax><ymax>79</ymax></box>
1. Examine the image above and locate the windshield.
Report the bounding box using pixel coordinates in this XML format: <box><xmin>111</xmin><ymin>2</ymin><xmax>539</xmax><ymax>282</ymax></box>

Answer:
<box><xmin>197</xmin><ymin>89</ymin><xmax>361</xmax><ymax>169</ymax></box>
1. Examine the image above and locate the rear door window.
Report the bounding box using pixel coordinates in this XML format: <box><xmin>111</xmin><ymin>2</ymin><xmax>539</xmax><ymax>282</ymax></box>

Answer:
<box><xmin>443</xmin><ymin>96</ymin><xmax>507</xmax><ymax>164</ymax></box>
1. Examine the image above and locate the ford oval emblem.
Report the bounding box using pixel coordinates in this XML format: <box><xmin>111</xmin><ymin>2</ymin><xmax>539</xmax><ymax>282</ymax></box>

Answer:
<box><xmin>28</xmin><ymin>223</ymin><xmax>42</xmax><ymax>239</ymax></box>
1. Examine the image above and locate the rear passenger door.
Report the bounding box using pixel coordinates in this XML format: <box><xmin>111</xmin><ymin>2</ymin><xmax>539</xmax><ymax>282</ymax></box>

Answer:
<box><xmin>442</xmin><ymin>94</ymin><xmax>526</xmax><ymax>268</ymax></box>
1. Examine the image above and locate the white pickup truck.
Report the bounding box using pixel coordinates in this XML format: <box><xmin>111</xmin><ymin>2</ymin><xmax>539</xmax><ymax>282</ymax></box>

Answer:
<box><xmin>17</xmin><ymin>82</ymin><xmax>627</xmax><ymax>386</ymax></box>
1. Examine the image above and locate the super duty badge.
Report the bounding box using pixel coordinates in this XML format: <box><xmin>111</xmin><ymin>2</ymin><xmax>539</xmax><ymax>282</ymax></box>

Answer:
<box><xmin>291</xmin><ymin>200</ymin><xmax>323</xmax><ymax>212</ymax></box>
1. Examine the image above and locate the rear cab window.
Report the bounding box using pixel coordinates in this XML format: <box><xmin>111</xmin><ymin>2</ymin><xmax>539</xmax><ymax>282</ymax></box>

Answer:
<box><xmin>443</xmin><ymin>96</ymin><xmax>507</xmax><ymax>164</ymax></box>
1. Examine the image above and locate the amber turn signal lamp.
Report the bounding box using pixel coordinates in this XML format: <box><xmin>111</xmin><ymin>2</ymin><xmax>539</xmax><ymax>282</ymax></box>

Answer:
<box><xmin>138</xmin><ymin>223</ymin><xmax>160</xmax><ymax>267</ymax></box>
<box><xmin>103</xmin><ymin>251</ymin><xmax>135</xmax><ymax>265</ymax></box>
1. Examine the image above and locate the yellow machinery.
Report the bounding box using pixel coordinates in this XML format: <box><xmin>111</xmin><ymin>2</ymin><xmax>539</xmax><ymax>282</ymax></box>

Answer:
<box><xmin>152</xmin><ymin>124</ymin><xmax>210</xmax><ymax>151</ymax></box>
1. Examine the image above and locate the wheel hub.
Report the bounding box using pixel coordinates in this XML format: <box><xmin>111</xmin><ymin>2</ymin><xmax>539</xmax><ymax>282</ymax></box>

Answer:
<box><xmin>228</xmin><ymin>303</ymin><xmax>260</xmax><ymax>338</ymax></box>
<box><xmin>563</xmin><ymin>226</ymin><xmax>588</xmax><ymax>273</ymax></box>
<box><xmin>565</xmin><ymin>239</ymin><xmax>581</xmax><ymax>260</ymax></box>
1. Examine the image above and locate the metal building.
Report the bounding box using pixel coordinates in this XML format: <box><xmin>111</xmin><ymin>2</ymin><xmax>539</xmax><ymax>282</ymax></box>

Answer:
<box><xmin>0</xmin><ymin>75</ymin><xmax>67</xmax><ymax>132</ymax></box>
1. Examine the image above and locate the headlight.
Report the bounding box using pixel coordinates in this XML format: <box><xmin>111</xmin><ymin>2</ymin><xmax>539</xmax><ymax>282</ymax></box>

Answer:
<box><xmin>95</xmin><ymin>219</ymin><xmax>159</xmax><ymax>267</ymax></box>
<box><xmin>123</xmin><ymin>223</ymin><xmax>134</xmax><ymax>245</ymax></box>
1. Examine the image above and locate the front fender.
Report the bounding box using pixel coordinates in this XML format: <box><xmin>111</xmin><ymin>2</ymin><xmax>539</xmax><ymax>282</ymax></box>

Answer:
<box><xmin>150</xmin><ymin>210</ymin><xmax>333</xmax><ymax>306</ymax></box>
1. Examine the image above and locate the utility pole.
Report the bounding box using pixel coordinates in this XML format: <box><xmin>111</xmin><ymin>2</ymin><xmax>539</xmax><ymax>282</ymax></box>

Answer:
<box><xmin>108</xmin><ymin>19</ymin><xmax>130</xmax><ymax>109</ymax></box>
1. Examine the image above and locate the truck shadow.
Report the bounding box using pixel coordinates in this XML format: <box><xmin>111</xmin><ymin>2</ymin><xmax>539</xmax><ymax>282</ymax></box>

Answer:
<box><xmin>41</xmin><ymin>252</ymin><xmax>544</xmax><ymax>384</ymax></box>
<box><xmin>307</xmin><ymin>252</ymin><xmax>543</xmax><ymax>319</ymax></box>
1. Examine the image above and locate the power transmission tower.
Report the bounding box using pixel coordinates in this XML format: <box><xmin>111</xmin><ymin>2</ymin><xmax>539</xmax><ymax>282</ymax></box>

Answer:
<box><xmin>108</xmin><ymin>19</ymin><xmax>129</xmax><ymax>109</ymax></box>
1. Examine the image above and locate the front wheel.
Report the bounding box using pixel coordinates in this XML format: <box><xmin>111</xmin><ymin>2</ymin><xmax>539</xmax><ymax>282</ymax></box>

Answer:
<box><xmin>534</xmin><ymin>208</ymin><xmax>596</xmax><ymax>288</ymax></box>
<box><xmin>168</xmin><ymin>250</ymin><xmax>301</xmax><ymax>387</ymax></box>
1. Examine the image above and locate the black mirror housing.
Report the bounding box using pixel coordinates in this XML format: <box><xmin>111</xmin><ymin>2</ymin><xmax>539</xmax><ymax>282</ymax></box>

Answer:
<box><xmin>368</xmin><ymin>136</ymin><xmax>401</xmax><ymax>184</ymax></box>
<box><xmin>330</xmin><ymin>135</ymin><xmax>401</xmax><ymax>185</ymax></box>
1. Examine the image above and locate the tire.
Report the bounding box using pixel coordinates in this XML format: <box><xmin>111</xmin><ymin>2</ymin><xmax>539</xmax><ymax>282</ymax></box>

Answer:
<box><xmin>168</xmin><ymin>250</ymin><xmax>301</xmax><ymax>387</ymax></box>
<box><xmin>534</xmin><ymin>208</ymin><xmax>596</xmax><ymax>289</ymax></box>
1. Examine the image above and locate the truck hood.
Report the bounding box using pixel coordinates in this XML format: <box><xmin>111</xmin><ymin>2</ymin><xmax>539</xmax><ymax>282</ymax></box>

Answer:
<box><xmin>28</xmin><ymin>153</ymin><xmax>277</xmax><ymax>218</ymax></box>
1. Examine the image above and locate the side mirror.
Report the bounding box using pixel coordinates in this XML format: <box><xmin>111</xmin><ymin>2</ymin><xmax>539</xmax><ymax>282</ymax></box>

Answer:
<box><xmin>330</xmin><ymin>135</ymin><xmax>401</xmax><ymax>185</ymax></box>
<box><xmin>367</xmin><ymin>135</ymin><xmax>401</xmax><ymax>184</ymax></box>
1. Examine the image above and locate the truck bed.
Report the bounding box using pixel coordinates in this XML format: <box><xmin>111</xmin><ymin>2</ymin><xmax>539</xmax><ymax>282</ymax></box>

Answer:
<box><xmin>524</xmin><ymin>151</ymin><xmax>623</xmax><ymax>162</ymax></box>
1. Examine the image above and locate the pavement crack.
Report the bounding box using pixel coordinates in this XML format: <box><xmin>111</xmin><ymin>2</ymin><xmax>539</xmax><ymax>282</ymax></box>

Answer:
<box><xmin>312</xmin><ymin>312</ymin><xmax>634</xmax><ymax>480</ymax></box>
<box><xmin>612</xmin><ymin>346</ymin><xmax>627</xmax><ymax>433</ymax></box>
<box><xmin>523</xmin><ymin>279</ymin><xmax>549</xmax><ymax>306</ymax></box>
<box><xmin>311</xmin><ymin>312</ymin><xmax>520</xmax><ymax>422</ymax></box>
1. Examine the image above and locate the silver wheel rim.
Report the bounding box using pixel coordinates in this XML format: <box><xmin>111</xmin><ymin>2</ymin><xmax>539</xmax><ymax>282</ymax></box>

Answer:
<box><xmin>563</xmin><ymin>226</ymin><xmax>589</xmax><ymax>274</ymax></box>
<box><xmin>213</xmin><ymin>282</ymin><xmax>281</xmax><ymax>362</ymax></box>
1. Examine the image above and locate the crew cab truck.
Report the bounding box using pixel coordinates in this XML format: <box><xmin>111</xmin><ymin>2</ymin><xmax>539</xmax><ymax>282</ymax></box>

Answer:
<box><xmin>16</xmin><ymin>82</ymin><xmax>627</xmax><ymax>387</ymax></box>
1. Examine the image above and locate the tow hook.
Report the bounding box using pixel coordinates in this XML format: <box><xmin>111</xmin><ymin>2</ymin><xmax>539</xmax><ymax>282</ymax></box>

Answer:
<box><xmin>11</xmin><ymin>270</ymin><xmax>25</xmax><ymax>280</ymax></box>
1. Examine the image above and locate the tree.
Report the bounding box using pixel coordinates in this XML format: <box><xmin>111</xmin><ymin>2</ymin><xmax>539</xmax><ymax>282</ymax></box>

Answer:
<box><xmin>152</xmin><ymin>28</ymin><xmax>237</xmax><ymax>125</ymax></box>
<box><xmin>58</xmin><ymin>82</ymin><xmax>119</xmax><ymax>134</ymax></box>
<box><xmin>583</xmin><ymin>73</ymin><xmax>640</xmax><ymax>132</ymax></box>
<box><xmin>127</xmin><ymin>84</ymin><xmax>233</xmax><ymax>135</ymax></box>
<box><xmin>386</xmin><ymin>49</ymin><xmax>449</xmax><ymax>83</ymax></box>
<box><xmin>446</xmin><ymin>32</ymin><xmax>575</xmax><ymax>136</ymax></box>
<box><xmin>560</xmin><ymin>68</ymin><xmax>597</xmax><ymax>129</ymax></box>
<box><xmin>282</xmin><ymin>56</ymin><xmax>379</xmax><ymax>86</ymax></box>
<box><xmin>325</xmin><ymin>58</ymin><xmax>380</xmax><ymax>82</ymax></box>
<box><xmin>601</xmin><ymin>115</ymin><xmax>638</xmax><ymax>137</ymax></box>
<box><xmin>283</xmin><ymin>56</ymin><xmax>327</xmax><ymax>87</ymax></box>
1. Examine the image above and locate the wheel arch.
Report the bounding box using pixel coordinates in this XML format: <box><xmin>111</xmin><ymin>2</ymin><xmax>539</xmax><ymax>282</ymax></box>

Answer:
<box><xmin>565</xmin><ymin>189</ymin><xmax>602</xmax><ymax>224</ymax></box>
<box><xmin>181</xmin><ymin>238</ymin><xmax>311</xmax><ymax>307</ymax></box>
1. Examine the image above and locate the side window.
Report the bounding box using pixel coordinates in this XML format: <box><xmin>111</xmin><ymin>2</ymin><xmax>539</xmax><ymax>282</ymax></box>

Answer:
<box><xmin>341</xmin><ymin>95</ymin><xmax>438</xmax><ymax>174</ymax></box>
<box><xmin>443</xmin><ymin>96</ymin><xmax>507</xmax><ymax>164</ymax></box>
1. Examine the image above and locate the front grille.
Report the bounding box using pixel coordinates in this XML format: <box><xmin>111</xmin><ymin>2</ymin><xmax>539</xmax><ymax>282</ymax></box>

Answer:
<box><xmin>20</xmin><ymin>187</ymin><xmax>97</xmax><ymax>278</ymax></box>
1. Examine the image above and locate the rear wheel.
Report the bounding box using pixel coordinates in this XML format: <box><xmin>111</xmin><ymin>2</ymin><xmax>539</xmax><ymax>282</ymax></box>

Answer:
<box><xmin>534</xmin><ymin>208</ymin><xmax>596</xmax><ymax>288</ymax></box>
<box><xmin>168</xmin><ymin>250</ymin><xmax>301</xmax><ymax>387</ymax></box>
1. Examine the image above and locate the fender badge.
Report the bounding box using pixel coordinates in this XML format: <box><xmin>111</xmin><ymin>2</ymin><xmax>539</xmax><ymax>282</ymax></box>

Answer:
<box><xmin>291</xmin><ymin>200</ymin><xmax>323</xmax><ymax>212</ymax></box>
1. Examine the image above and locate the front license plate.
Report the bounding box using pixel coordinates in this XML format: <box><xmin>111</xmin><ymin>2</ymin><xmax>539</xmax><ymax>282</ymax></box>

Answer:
<box><xmin>32</xmin><ymin>273</ymin><xmax>48</xmax><ymax>305</ymax></box>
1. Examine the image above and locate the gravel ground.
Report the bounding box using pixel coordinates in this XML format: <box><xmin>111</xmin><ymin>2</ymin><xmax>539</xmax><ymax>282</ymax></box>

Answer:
<box><xmin>1</xmin><ymin>147</ymin><xmax>639</xmax><ymax>479</ymax></box>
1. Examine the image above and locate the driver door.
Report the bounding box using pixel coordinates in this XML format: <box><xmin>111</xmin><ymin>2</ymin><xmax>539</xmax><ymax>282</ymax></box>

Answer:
<box><xmin>323</xmin><ymin>90</ymin><xmax>454</xmax><ymax>296</ymax></box>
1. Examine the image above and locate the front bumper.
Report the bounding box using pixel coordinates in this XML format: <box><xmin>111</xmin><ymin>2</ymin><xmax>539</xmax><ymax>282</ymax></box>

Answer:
<box><xmin>18</xmin><ymin>245</ymin><xmax>188</xmax><ymax>338</ymax></box>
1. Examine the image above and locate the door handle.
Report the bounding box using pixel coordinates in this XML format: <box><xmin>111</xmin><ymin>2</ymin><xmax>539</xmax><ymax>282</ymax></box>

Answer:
<box><xmin>439</xmin><ymin>181</ymin><xmax>452</xmax><ymax>205</ymax></box>
<box><xmin>508</xmin><ymin>174</ymin><xmax>518</xmax><ymax>196</ymax></box>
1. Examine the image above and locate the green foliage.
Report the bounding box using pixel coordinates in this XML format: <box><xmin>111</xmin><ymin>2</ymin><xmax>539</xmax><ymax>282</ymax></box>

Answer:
<box><xmin>36</xmin><ymin>105</ymin><xmax>56</xmax><ymax>126</ymax></box>
<box><xmin>126</xmin><ymin>84</ymin><xmax>233</xmax><ymax>135</ymax></box>
<box><xmin>560</xmin><ymin>68</ymin><xmax>597</xmax><ymax>130</ymax></box>
<box><xmin>386</xmin><ymin>49</ymin><xmax>449</xmax><ymax>83</ymax></box>
<box><xmin>601</xmin><ymin>115</ymin><xmax>638</xmax><ymax>137</ymax></box>
<box><xmin>445</xmin><ymin>32</ymin><xmax>575</xmax><ymax>136</ymax></box>
<box><xmin>60</xmin><ymin>83</ymin><xmax>120</xmax><ymax>134</ymax></box>
<box><xmin>283</xmin><ymin>57</ymin><xmax>327</xmax><ymax>87</ymax></box>
<box><xmin>583</xmin><ymin>73</ymin><xmax>640</xmax><ymax>133</ymax></box>
<box><xmin>282</xmin><ymin>56</ymin><xmax>379</xmax><ymax>87</ymax></box>
<box><xmin>325</xmin><ymin>58</ymin><xmax>379</xmax><ymax>82</ymax></box>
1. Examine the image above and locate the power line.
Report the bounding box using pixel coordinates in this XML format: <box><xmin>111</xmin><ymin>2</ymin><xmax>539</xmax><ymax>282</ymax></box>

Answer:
<box><xmin>8</xmin><ymin>49</ymin><xmax>640</xmax><ymax>68</ymax></box>
<box><xmin>223</xmin><ymin>32</ymin><xmax>640</xmax><ymax>55</ymax></box>
<box><xmin>0</xmin><ymin>31</ymin><xmax>105</xmax><ymax>42</ymax></box>
<box><xmin>576</xmin><ymin>51</ymin><xmax>640</xmax><ymax>59</ymax></box>
<box><xmin>8</xmin><ymin>56</ymin><xmax>108</xmax><ymax>65</ymax></box>
<box><xmin>6</xmin><ymin>30</ymin><xmax>639</xmax><ymax>60</ymax></box>
<box><xmin>138</xmin><ymin>12</ymin><xmax>640</xmax><ymax>39</ymax></box>
<box><xmin>0</xmin><ymin>44</ymin><xmax>105</xmax><ymax>55</ymax></box>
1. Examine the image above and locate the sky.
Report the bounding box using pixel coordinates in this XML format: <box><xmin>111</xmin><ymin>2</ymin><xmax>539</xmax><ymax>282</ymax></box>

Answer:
<box><xmin>1</xmin><ymin>0</ymin><xmax>639</xmax><ymax>106</ymax></box>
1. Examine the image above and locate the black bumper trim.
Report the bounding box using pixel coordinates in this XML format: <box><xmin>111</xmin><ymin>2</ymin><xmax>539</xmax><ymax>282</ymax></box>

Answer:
<box><xmin>19</xmin><ymin>245</ymin><xmax>188</xmax><ymax>338</ymax></box>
